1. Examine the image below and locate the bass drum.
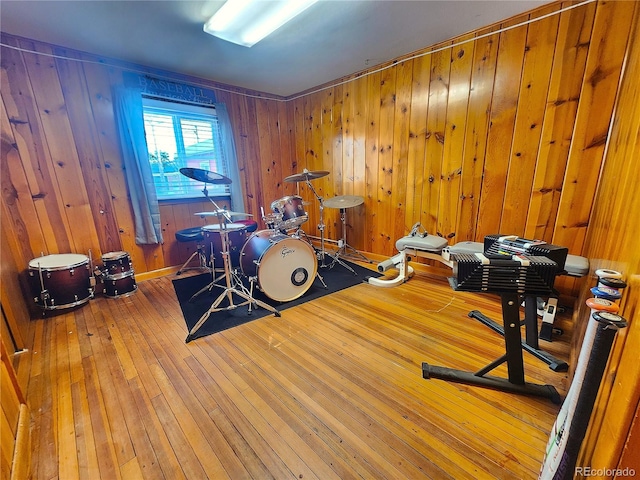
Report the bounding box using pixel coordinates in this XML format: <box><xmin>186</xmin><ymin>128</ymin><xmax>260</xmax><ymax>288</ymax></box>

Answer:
<box><xmin>240</xmin><ymin>230</ymin><xmax>317</xmax><ymax>302</ymax></box>
<box><xmin>28</xmin><ymin>253</ymin><xmax>93</xmax><ymax>310</ymax></box>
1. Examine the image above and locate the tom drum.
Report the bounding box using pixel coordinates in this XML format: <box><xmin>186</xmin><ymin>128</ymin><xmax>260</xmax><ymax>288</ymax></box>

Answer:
<box><xmin>240</xmin><ymin>230</ymin><xmax>317</xmax><ymax>302</ymax></box>
<box><xmin>28</xmin><ymin>253</ymin><xmax>93</xmax><ymax>310</ymax></box>
<box><xmin>101</xmin><ymin>251</ymin><xmax>133</xmax><ymax>275</ymax></box>
<box><xmin>270</xmin><ymin>195</ymin><xmax>308</xmax><ymax>230</ymax></box>
<box><xmin>103</xmin><ymin>271</ymin><xmax>137</xmax><ymax>298</ymax></box>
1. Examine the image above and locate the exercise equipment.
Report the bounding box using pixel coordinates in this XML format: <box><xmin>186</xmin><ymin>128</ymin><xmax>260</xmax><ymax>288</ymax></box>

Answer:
<box><xmin>369</xmin><ymin>226</ymin><xmax>590</xmax><ymax>374</ymax></box>
<box><xmin>540</xmin><ymin>298</ymin><xmax>627</xmax><ymax>479</ymax></box>
<box><xmin>423</xmin><ymin>250</ymin><xmax>563</xmax><ymax>402</ymax></box>
<box><xmin>370</xmin><ymin>227</ymin><xmax>588</xmax><ymax>339</ymax></box>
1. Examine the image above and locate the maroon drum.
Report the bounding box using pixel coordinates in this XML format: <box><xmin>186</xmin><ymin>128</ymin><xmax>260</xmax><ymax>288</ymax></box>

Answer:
<box><xmin>240</xmin><ymin>230</ymin><xmax>317</xmax><ymax>302</ymax></box>
<box><xmin>100</xmin><ymin>251</ymin><xmax>137</xmax><ymax>298</ymax></box>
<box><xmin>270</xmin><ymin>195</ymin><xmax>308</xmax><ymax>230</ymax></box>
<box><xmin>101</xmin><ymin>251</ymin><xmax>133</xmax><ymax>275</ymax></box>
<box><xmin>103</xmin><ymin>271</ymin><xmax>137</xmax><ymax>298</ymax></box>
<box><xmin>202</xmin><ymin>223</ymin><xmax>248</xmax><ymax>270</ymax></box>
<box><xmin>28</xmin><ymin>253</ymin><xmax>93</xmax><ymax>310</ymax></box>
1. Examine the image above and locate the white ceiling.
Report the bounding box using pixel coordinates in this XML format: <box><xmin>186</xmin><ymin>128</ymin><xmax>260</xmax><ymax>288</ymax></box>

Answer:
<box><xmin>1</xmin><ymin>0</ymin><xmax>551</xmax><ymax>97</ymax></box>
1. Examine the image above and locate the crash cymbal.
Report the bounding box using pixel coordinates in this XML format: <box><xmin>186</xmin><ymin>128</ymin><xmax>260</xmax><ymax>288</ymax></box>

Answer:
<box><xmin>194</xmin><ymin>210</ymin><xmax>253</xmax><ymax>217</ymax></box>
<box><xmin>284</xmin><ymin>170</ymin><xmax>330</xmax><ymax>183</ymax></box>
<box><xmin>180</xmin><ymin>167</ymin><xmax>232</xmax><ymax>185</ymax></box>
<box><xmin>324</xmin><ymin>195</ymin><xmax>365</xmax><ymax>209</ymax></box>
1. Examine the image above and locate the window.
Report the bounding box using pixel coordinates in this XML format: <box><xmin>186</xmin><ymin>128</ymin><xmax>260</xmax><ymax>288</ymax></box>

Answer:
<box><xmin>142</xmin><ymin>97</ymin><xmax>230</xmax><ymax>200</ymax></box>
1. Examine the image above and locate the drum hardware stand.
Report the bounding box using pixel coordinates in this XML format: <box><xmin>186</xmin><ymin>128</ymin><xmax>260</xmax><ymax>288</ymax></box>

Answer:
<box><xmin>177</xmin><ymin>242</ymin><xmax>211</xmax><ymax>276</ymax></box>
<box><xmin>88</xmin><ymin>249</ymin><xmax>97</xmax><ymax>295</ymax></box>
<box><xmin>186</xmin><ymin>208</ymin><xmax>280</xmax><ymax>342</ymax></box>
<box><xmin>304</xmin><ymin>179</ymin><xmax>357</xmax><ymax>275</ymax></box>
<box><xmin>36</xmin><ymin>263</ymin><xmax>50</xmax><ymax>311</ymax></box>
<box><xmin>330</xmin><ymin>207</ymin><xmax>372</xmax><ymax>265</ymax></box>
<box><xmin>188</xmin><ymin>242</ymin><xmax>227</xmax><ymax>301</ymax></box>
<box><xmin>289</xmin><ymin>227</ymin><xmax>328</xmax><ymax>289</ymax></box>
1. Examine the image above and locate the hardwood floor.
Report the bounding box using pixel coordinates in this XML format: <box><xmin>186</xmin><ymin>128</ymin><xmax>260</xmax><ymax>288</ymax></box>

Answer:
<box><xmin>26</xmin><ymin>264</ymin><xmax>571</xmax><ymax>479</ymax></box>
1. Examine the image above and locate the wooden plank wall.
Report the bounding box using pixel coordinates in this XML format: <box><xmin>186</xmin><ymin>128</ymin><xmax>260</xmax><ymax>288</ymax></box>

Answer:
<box><xmin>2</xmin><ymin>1</ymin><xmax>635</xmax><ymax>292</ymax></box>
<box><xmin>0</xmin><ymin>37</ymin><xmax>295</xmax><ymax>280</ymax></box>
<box><xmin>572</xmin><ymin>2</ymin><xmax>640</xmax><ymax>473</ymax></box>
<box><xmin>1</xmin><ymin>0</ymin><xmax>639</xmax><ymax>475</ymax></box>
<box><xmin>289</xmin><ymin>1</ymin><xmax>635</xmax><ymax>281</ymax></box>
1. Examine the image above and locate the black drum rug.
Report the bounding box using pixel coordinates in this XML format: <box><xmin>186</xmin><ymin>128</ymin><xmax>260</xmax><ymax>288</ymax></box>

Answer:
<box><xmin>172</xmin><ymin>261</ymin><xmax>381</xmax><ymax>341</ymax></box>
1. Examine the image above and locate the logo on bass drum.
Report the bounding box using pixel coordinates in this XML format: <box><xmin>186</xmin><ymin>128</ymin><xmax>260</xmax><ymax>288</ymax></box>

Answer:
<box><xmin>280</xmin><ymin>246</ymin><xmax>295</xmax><ymax>258</ymax></box>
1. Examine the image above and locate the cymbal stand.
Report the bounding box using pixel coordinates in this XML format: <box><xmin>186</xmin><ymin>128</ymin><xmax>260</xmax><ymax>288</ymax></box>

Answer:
<box><xmin>188</xmin><ymin>192</ymin><xmax>231</xmax><ymax>301</ymax></box>
<box><xmin>186</xmin><ymin>205</ymin><xmax>280</xmax><ymax>342</ymax></box>
<box><xmin>330</xmin><ymin>207</ymin><xmax>372</xmax><ymax>265</ymax></box>
<box><xmin>289</xmin><ymin>226</ymin><xmax>328</xmax><ymax>289</ymax></box>
<box><xmin>305</xmin><ymin>179</ymin><xmax>356</xmax><ymax>275</ymax></box>
<box><xmin>187</xmin><ymin>241</ymin><xmax>226</xmax><ymax>301</ymax></box>
<box><xmin>304</xmin><ymin>178</ymin><xmax>327</xmax><ymax>265</ymax></box>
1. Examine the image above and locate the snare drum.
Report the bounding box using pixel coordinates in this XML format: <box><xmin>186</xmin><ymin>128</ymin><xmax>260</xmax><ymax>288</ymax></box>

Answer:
<box><xmin>28</xmin><ymin>253</ymin><xmax>93</xmax><ymax>310</ymax></box>
<box><xmin>103</xmin><ymin>271</ymin><xmax>137</xmax><ymax>298</ymax></box>
<box><xmin>102</xmin><ymin>251</ymin><xmax>133</xmax><ymax>275</ymax></box>
<box><xmin>240</xmin><ymin>230</ymin><xmax>317</xmax><ymax>302</ymax></box>
<box><xmin>270</xmin><ymin>195</ymin><xmax>308</xmax><ymax>230</ymax></box>
<box><xmin>202</xmin><ymin>223</ymin><xmax>248</xmax><ymax>269</ymax></box>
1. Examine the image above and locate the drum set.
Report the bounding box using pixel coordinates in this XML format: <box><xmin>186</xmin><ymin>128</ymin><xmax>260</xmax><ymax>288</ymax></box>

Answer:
<box><xmin>178</xmin><ymin>167</ymin><xmax>369</xmax><ymax>340</ymax></box>
<box><xmin>27</xmin><ymin>250</ymin><xmax>137</xmax><ymax>312</ymax></box>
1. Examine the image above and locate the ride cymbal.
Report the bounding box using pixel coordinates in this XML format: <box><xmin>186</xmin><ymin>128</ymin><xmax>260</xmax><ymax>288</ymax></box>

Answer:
<box><xmin>283</xmin><ymin>170</ymin><xmax>330</xmax><ymax>183</ymax></box>
<box><xmin>180</xmin><ymin>167</ymin><xmax>232</xmax><ymax>184</ymax></box>
<box><xmin>324</xmin><ymin>195</ymin><xmax>365</xmax><ymax>209</ymax></box>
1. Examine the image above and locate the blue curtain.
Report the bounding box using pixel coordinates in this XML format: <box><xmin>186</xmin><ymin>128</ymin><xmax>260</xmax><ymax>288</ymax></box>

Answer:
<box><xmin>113</xmin><ymin>86</ymin><xmax>163</xmax><ymax>244</ymax></box>
<box><xmin>215</xmin><ymin>103</ymin><xmax>245</xmax><ymax>213</ymax></box>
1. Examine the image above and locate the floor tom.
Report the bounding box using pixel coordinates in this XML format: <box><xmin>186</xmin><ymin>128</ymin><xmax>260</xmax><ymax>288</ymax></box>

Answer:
<box><xmin>202</xmin><ymin>223</ymin><xmax>248</xmax><ymax>270</ymax></box>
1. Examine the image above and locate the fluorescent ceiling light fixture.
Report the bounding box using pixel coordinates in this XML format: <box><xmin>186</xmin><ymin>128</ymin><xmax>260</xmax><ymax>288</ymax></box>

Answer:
<box><xmin>204</xmin><ymin>0</ymin><xmax>318</xmax><ymax>47</ymax></box>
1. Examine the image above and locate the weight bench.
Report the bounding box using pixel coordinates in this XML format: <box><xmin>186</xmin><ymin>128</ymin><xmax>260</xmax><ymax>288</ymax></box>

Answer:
<box><xmin>368</xmin><ymin>225</ymin><xmax>590</xmax><ymax>372</ymax></box>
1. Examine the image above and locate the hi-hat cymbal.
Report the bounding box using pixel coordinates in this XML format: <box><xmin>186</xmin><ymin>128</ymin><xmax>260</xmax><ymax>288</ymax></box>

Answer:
<box><xmin>324</xmin><ymin>195</ymin><xmax>365</xmax><ymax>209</ymax></box>
<box><xmin>194</xmin><ymin>210</ymin><xmax>253</xmax><ymax>217</ymax></box>
<box><xmin>284</xmin><ymin>170</ymin><xmax>329</xmax><ymax>183</ymax></box>
<box><xmin>180</xmin><ymin>167</ymin><xmax>232</xmax><ymax>185</ymax></box>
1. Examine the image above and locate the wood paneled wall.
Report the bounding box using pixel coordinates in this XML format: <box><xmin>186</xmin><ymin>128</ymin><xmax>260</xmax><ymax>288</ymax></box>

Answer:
<box><xmin>0</xmin><ymin>38</ymin><xmax>296</xmax><ymax>281</ymax></box>
<box><xmin>289</xmin><ymin>1</ymin><xmax>636</xmax><ymax>273</ymax></box>
<box><xmin>1</xmin><ymin>0</ymin><xmax>639</xmax><ymax>473</ymax></box>
<box><xmin>2</xmin><ymin>1</ymin><xmax>636</xmax><ymax>290</ymax></box>
<box><xmin>573</xmin><ymin>3</ymin><xmax>640</xmax><ymax>472</ymax></box>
